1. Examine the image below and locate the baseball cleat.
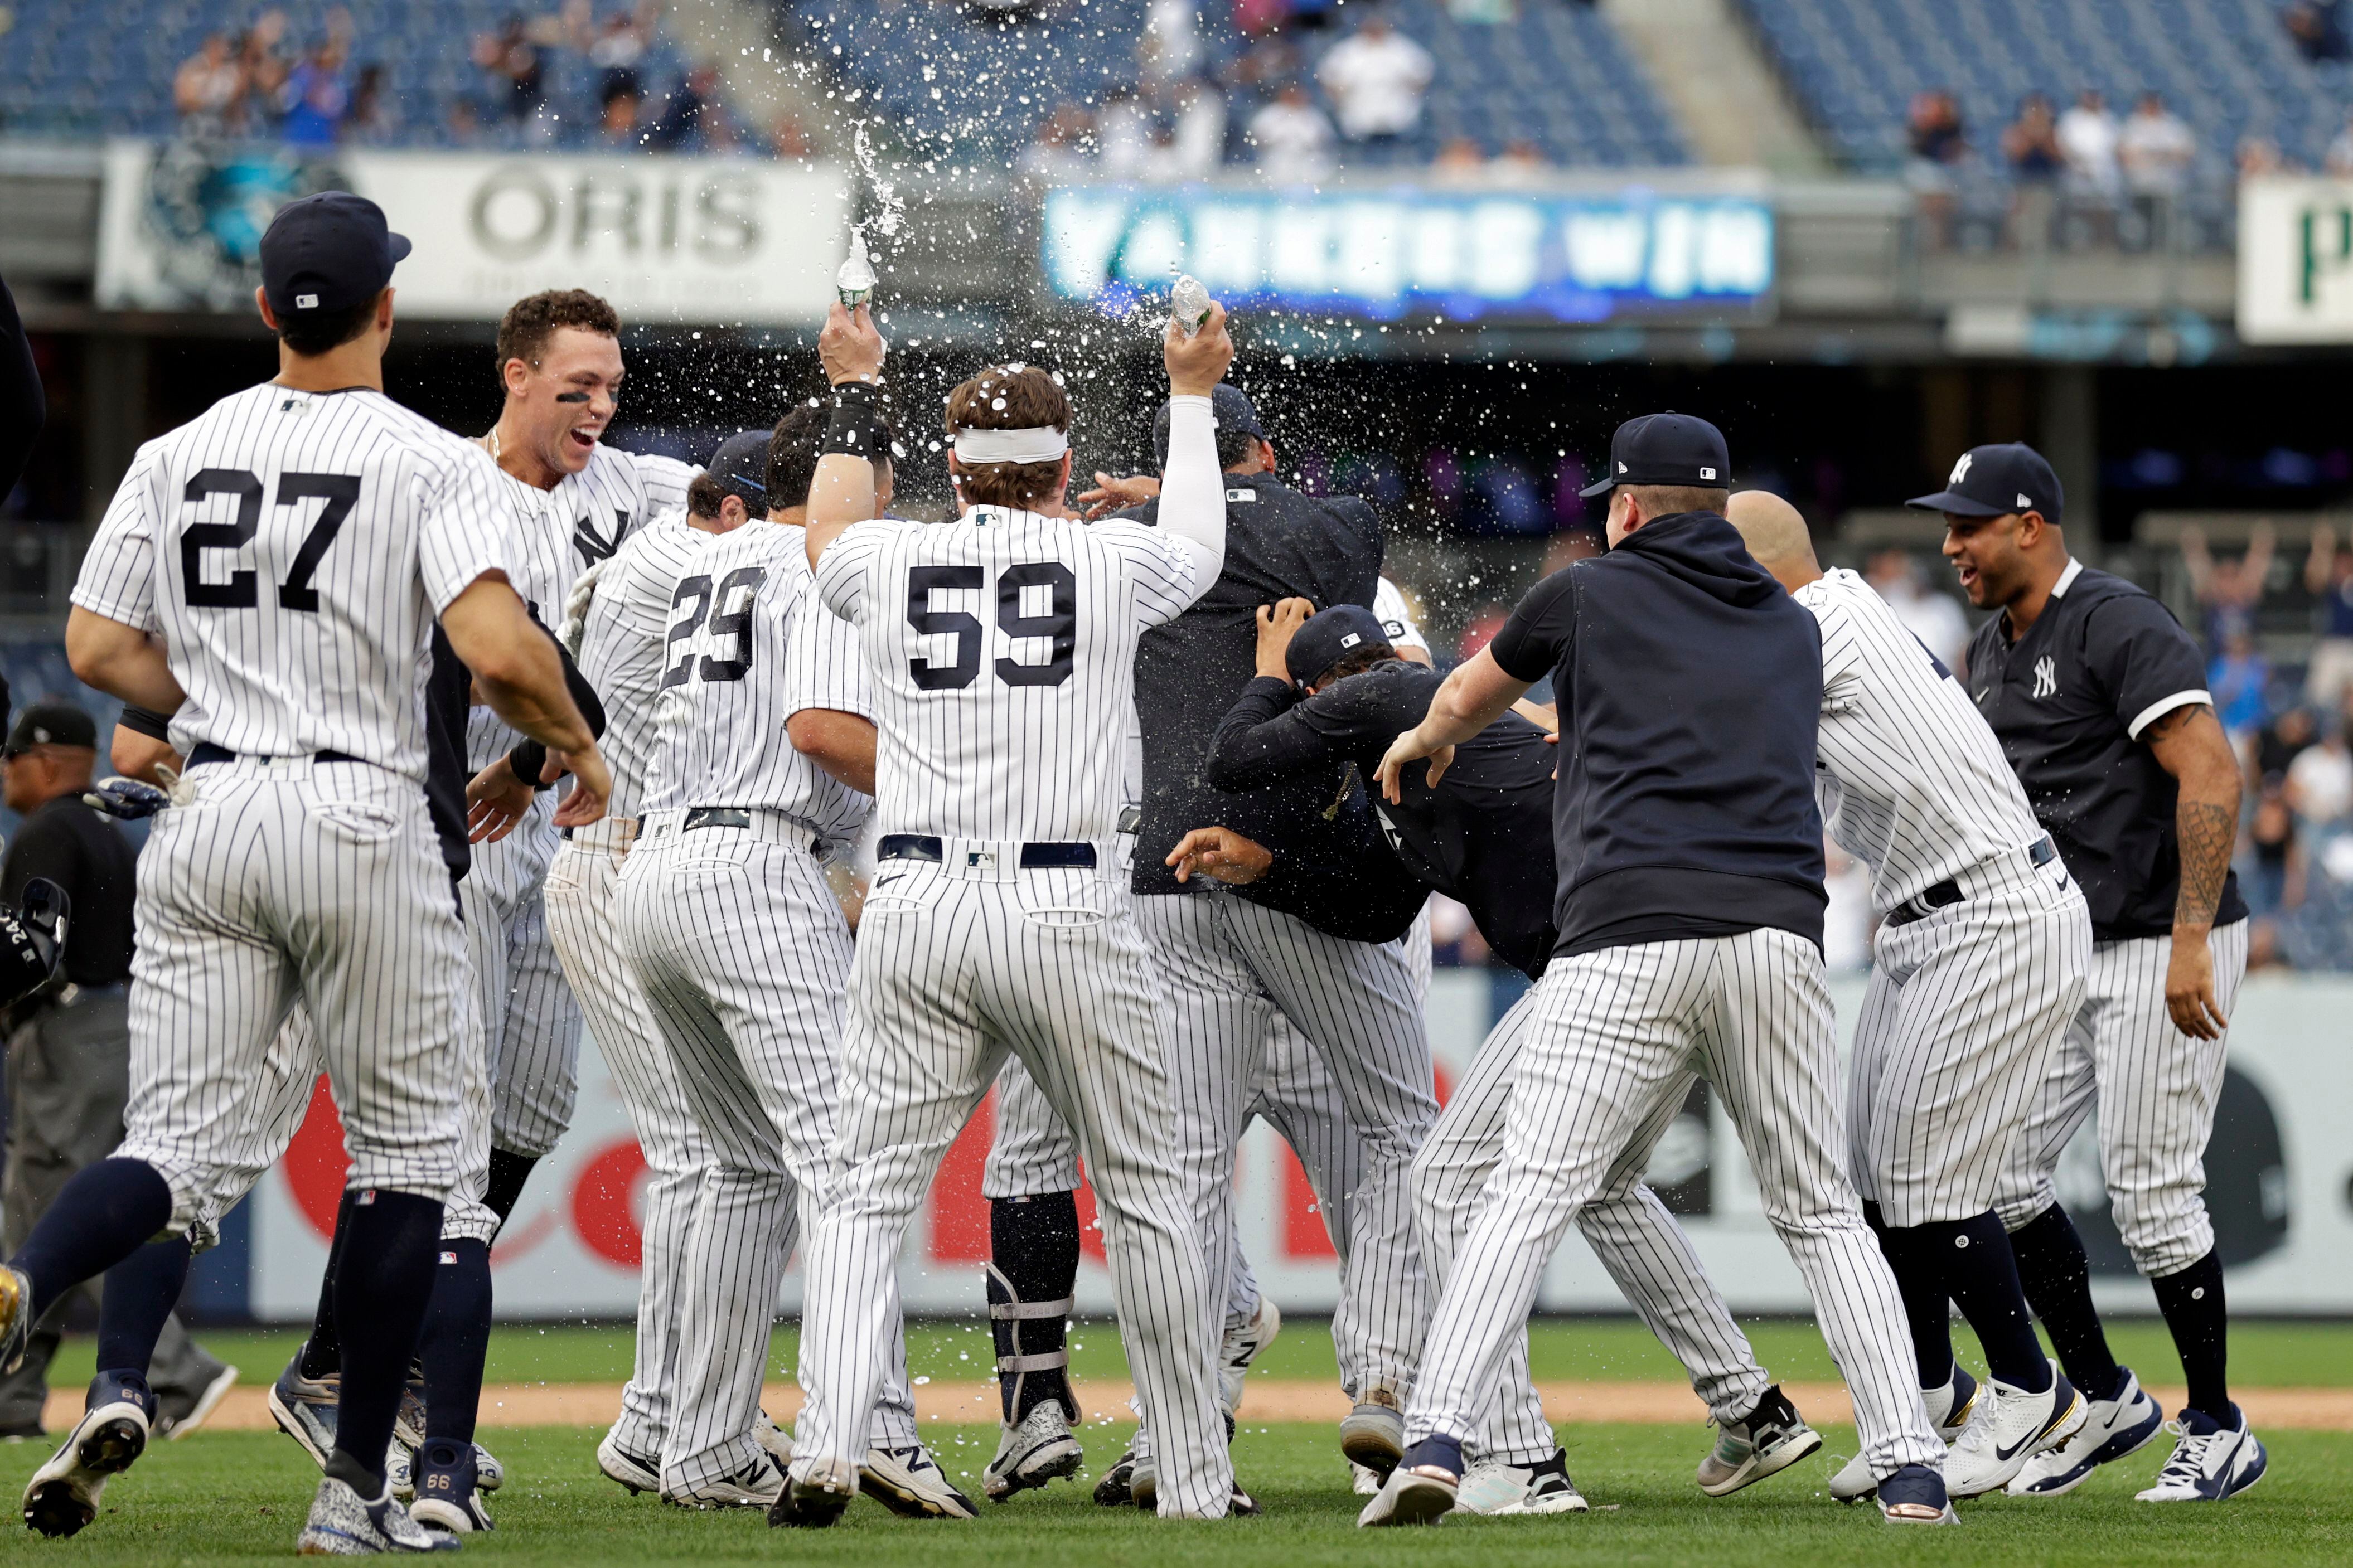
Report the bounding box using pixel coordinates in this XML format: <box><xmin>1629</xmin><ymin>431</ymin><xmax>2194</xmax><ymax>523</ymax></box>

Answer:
<box><xmin>0</xmin><ymin>1266</ymin><xmax>33</xmax><ymax>1376</ymax></box>
<box><xmin>269</xmin><ymin>1356</ymin><xmax>342</xmax><ymax>1468</ymax></box>
<box><xmin>1091</xmin><ymin>1449</ymin><xmax>1139</xmax><ymax>1507</ymax></box>
<box><xmin>768</xmin><ymin>1456</ymin><xmax>858</xmax><ymax>1529</ymax></box>
<box><xmin>1876</xmin><ymin>1462</ymin><xmax>1957</xmax><ymax>1525</ymax></box>
<box><xmin>157</xmin><ymin>1363</ymin><xmax>240</xmax><ymax>1440</ymax></box>
<box><xmin>861</xmin><ymin>1444</ymin><xmax>977</xmax><ymax>1519</ymax></box>
<box><xmin>1696</xmin><ymin>1385</ymin><xmax>1822</xmax><ymax>1497</ymax></box>
<box><xmin>1218</xmin><ymin>1297</ymin><xmax>1281</xmax><ymax>1416</ymax></box>
<box><xmin>595</xmin><ymin>1430</ymin><xmax>661</xmax><ymax>1495</ymax></box>
<box><xmin>1830</xmin><ymin>1366</ymin><xmax>1979</xmax><ymax>1501</ymax></box>
<box><xmin>2007</xmin><ymin>1367</ymin><xmax>2164</xmax><ymax>1497</ymax></box>
<box><xmin>664</xmin><ymin>1452</ymin><xmax>783</xmax><ymax>1509</ymax></box>
<box><xmin>408</xmin><ymin>1441</ymin><xmax>493</xmax><ymax>1534</ymax></box>
<box><xmin>984</xmin><ymin>1402</ymin><xmax>1085</xmax><ymax>1499</ymax></box>
<box><xmin>393</xmin><ymin>1372</ymin><xmax>427</xmax><ymax>1452</ymax></box>
<box><xmin>752</xmin><ymin>1409</ymin><xmax>793</xmax><ymax>1473</ymax></box>
<box><xmin>22</xmin><ymin>1375</ymin><xmax>152</xmax><ymax>1538</ymax></box>
<box><xmin>1357</xmin><ymin>1437</ymin><xmax>1464</xmax><ymax>1528</ymax></box>
<box><xmin>1127</xmin><ymin>1455</ymin><xmax>1158</xmax><ymax>1511</ymax></box>
<box><xmin>1944</xmin><ymin>1363</ymin><xmax>2084</xmax><ymax>1499</ymax></box>
<box><xmin>471</xmin><ymin>1443</ymin><xmax>502</xmax><ymax>1493</ymax></box>
<box><xmin>295</xmin><ymin>1474</ymin><xmax>456</xmax><ymax>1555</ymax></box>
<box><xmin>1350</xmin><ymin>1462</ymin><xmax>1382</xmax><ymax>1496</ymax></box>
<box><xmin>1339</xmin><ymin>1385</ymin><xmax>1406</xmax><ymax>1477</ymax></box>
<box><xmin>1455</xmin><ymin>1448</ymin><xmax>1589</xmax><ymax>1515</ymax></box>
<box><xmin>386</xmin><ymin>1439</ymin><xmax>414</xmax><ymax>1501</ymax></box>
<box><xmin>2134</xmin><ymin>1407</ymin><xmax>2267</xmax><ymax>1502</ymax></box>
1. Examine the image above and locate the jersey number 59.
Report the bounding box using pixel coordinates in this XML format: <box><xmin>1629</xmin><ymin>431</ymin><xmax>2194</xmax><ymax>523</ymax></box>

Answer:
<box><xmin>905</xmin><ymin>562</ymin><xmax>1076</xmax><ymax>691</ymax></box>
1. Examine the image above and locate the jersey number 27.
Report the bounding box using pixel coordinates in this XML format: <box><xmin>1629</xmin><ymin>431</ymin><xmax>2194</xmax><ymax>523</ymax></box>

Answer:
<box><xmin>178</xmin><ymin>468</ymin><xmax>356</xmax><ymax>611</ymax></box>
<box><xmin>906</xmin><ymin>562</ymin><xmax>1076</xmax><ymax>690</ymax></box>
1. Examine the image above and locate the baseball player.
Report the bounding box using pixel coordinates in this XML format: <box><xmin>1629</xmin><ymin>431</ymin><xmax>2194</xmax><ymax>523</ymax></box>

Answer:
<box><xmin>777</xmin><ymin>303</ymin><xmax>1239</xmax><ymax>1523</ymax></box>
<box><xmin>1726</xmin><ymin>491</ymin><xmax>2094</xmax><ymax>1501</ymax></box>
<box><xmin>540</xmin><ymin>429</ymin><xmax>759</xmax><ymax>1498</ymax></box>
<box><xmin>0</xmin><ymin>193</ymin><xmax>607</xmax><ymax>1552</ymax></box>
<box><xmin>1920</xmin><ymin>444</ymin><xmax>2261</xmax><ymax>1502</ymax></box>
<box><xmin>1364</xmin><ymin>414</ymin><xmax>1950</xmax><ymax>1528</ymax></box>
<box><xmin>1196</xmin><ymin>598</ymin><xmax>1827</xmax><ymax>1512</ymax></box>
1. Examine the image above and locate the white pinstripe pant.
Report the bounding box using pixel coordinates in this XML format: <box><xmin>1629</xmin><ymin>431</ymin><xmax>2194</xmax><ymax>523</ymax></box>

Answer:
<box><xmin>118</xmin><ymin>760</ymin><xmax>467</xmax><ymax>1228</ymax></box>
<box><xmin>464</xmin><ymin>805</ymin><xmax>582</xmax><ymax>1159</ymax></box>
<box><xmin>1135</xmin><ymin>891</ymin><xmax>1437</xmax><ymax>1404</ymax></box>
<box><xmin>1402</xmin><ymin>929</ymin><xmax>1943</xmax><ymax>1483</ymax></box>
<box><xmin>1993</xmin><ymin>919</ymin><xmax>2250</xmax><ymax>1278</ymax></box>
<box><xmin>1412</xmin><ymin>984</ymin><xmax>1773</xmax><ymax>1462</ymax></box>
<box><xmin>793</xmin><ymin>856</ymin><xmax>1233</xmax><ymax>1518</ymax></box>
<box><xmin>1850</xmin><ymin>854</ymin><xmax>2090</xmax><ymax>1227</ymax></box>
<box><xmin>545</xmin><ymin>822</ymin><xmax>715</xmax><ymax>1464</ymax></box>
<box><xmin>616</xmin><ymin>814</ymin><xmax>919</xmax><ymax>1495</ymax></box>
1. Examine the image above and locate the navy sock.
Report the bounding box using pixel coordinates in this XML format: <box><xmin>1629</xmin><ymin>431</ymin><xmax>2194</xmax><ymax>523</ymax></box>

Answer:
<box><xmin>95</xmin><ymin>1237</ymin><xmax>193</xmax><ymax>1376</ymax></box>
<box><xmin>2150</xmin><ymin>1250</ymin><xmax>2230</xmax><ymax>1423</ymax></box>
<box><xmin>327</xmin><ymin>1188</ymin><xmax>444</xmax><ymax>1489</ymax></box>
<box><xmin>8</xmin><ymin>1158</ymin><xmax>172</xmax><ymax>1318</ymax></box>
<box><xmin>418</xmin><ymin>1239</ymin><xmax>492</xmax><ymax>1446</ymax></box>
<box><xmin>483</xmin><ymin>1149</ymin><xmax>539</xmax><ymax>1231</ymax></box>
<box><xmin>2008</xmin><ymin>1205</ymin><xmax>2125</xmax><ymax>1402</ymax></box>
<box><xmin>1923</xmin><ymin>1212</ymin><xmax>2050</xmax><ymax>1392</ymax></box>
<box><xmin>1865</xmin><ymin>1201</ymin><xmax>1956</xmax><ymax>1389</ymax></box>
<box><xmin>989</xmin><ymin>1192</ymin><xmax>1079</xmax><ymax>1423</ymax></box>
<box><xmin>300</xmin><ymin>1202</ymin><xmax>353</xmax><ymax>1381</ymax></box>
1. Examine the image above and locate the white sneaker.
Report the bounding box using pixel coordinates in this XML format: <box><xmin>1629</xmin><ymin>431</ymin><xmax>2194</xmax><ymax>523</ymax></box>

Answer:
<box><xmin>471</xmin><ymin>1441</ymin><xmax>502</xmax><ymax>1492</ymax></box>
<box><xmin>1829</xmin><ymin>1366</ymin><xmax>1981</xmax><ymax>1501</ymax></box>
<box><xmin>1944</xmin><ymin>1363</ymin><xmax>2085</xmax><ymax>1499</ymax></box>
<box><xmin>2133</xmin><ymin>1407</ymin><xmax>2267</xmax><ymax>1503</ymax></box>
<box><xmin>663</xmin><ymin>1451</ymin><xmax>785</xmax><ymax>1509</ymax></box>
<box><xmin>1218</xmin><ymin>1297</ymin><xmax>1281</xmax><ymax>1416</ymax></box>
<box><xmin>2007</xmin><ymin>1367</ymin><xmax>2165</xmax><ymax>1497</ymax></box>
<box><xmin>1357</xmin><ymin>1461</ymin><xmax>1460</xmax><ymax>1527</ymax></box>
<box><xmin>597</xmin><ymin>1429</ymin><xmax>661</xmax><ymax>1495</ymax></box>
<box><xmin>1350</xmin><ymin>1462</ymin><xmax>1382</xmax><ymax>1497</ymax></box>
<box><xmin>1455</xmin><ymin>1449</ymin><xmax>1589</xmax><ymax>1516</ymax></box>
<box><xmin>1695</xmin><ymin>1386</ymin><xmax>1822</xmax><ymax>1497</ymax></box>
<box><xmin>23</xmin><ymin>1383</ymin><xmax>150</xmax><ymax>1538</ymax></box>
<box><xmin>861</xmin><ymin>1444</ymin><xmax>977</xmax><ymax>1518</ymax></box>
<box><xmin>984</xmin><ymin>1401</ymin><xmax>1085</xmax><ymax>1499</ymax></box>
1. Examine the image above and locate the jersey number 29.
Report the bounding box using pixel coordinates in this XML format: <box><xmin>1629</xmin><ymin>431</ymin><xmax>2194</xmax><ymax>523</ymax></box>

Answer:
<box><xmin>905</xmin><ymin>562</ymin><xmax>1076</xmax><ymax>691</ymax></box>
<box><xmin>661</xmin><ymin>567</ymin><xmax>767</xmax><ymax>688</ymax></box>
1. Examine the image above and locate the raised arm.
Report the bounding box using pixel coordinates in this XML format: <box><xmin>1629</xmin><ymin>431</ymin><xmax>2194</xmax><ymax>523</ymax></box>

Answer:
<box><xmin>805</xmin><ymin>302</ymin><xmax>887</xmax><ymax>571</ymax></box>
<box><xmin>1155</xmin><ymin>303</ymin><xmax>1236</xmax><ymax>597</ymax></box>
<box><xmin>2144</xmin><ymin>701</ymin><xmax>2242</xmax><ymax>1040</ymax></box>
<box><xmin>1373</xmin><ymin>646</ymin><xmax>1531</xmax><ymax>803</ymax></box>
<box><xmin>2306</xmin><ymin>523</ymin><xmax>2336</xmax><ymax>596</ymax></box>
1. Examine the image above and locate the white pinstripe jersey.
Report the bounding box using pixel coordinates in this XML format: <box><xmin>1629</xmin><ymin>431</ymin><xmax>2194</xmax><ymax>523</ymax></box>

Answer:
<box><xmin>72</xmin><ymin>384</ymin><xmax>509</xmax><ymax>783</ymax></box>
<box><xmin>466</xmin><ymin>443</ymin><xmax>697</xmax><ymax>771</ymax></box>
<box><xmin>1795</xmin><ymin>567</ymin><xmax>2044</xmax><ymax>911</ymax></box>
<box><xmin>1374</xmin><ymin>575</ymin><xmax>1429</xmax><ymax>653</ymax></box>
<box><xmin>646</xmin><ymin>521</ymin><xmax>873</xmax><ymax>841</ymax></box>
<box><xmin>815</xmin><ymin>506</ymin><xmax>1197</xmax><ymax>842</ymax></box>
<box><xmin>573</xmin><ymin>511</ymin><xmax>712</xmax><ymax>818</ymax></box>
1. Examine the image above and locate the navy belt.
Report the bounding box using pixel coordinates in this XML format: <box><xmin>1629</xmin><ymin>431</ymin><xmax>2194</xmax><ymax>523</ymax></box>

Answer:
<box><xmin>1890</xmin><ymin>836</ymin><xmax>2057</xmax><ymax>926</ymax></box>
<box><xmin>878</xmin><ymin>834</ymin><xmax>1096</xmax><ymax>870</ymax></box>
<box><xmin>188</xmin><ymin>742</ymin><xmax>365</xmax><ymax>768</ymax></box>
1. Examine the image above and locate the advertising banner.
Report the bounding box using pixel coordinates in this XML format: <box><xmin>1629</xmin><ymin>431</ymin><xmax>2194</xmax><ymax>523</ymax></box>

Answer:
<box><xmin>2238</xmin><ymin>175</ymin><xmax>2353</xmax><ymax>344</ymax></box>
<box><xmin>95</xmin><ymin>140</ymin><xmax>848</xmax><ymax>324</ymax></box>
<box><xmin>249</xmin><ymin>969</ymin><xmax>2343</xmax><ymax>1321</ymax></box>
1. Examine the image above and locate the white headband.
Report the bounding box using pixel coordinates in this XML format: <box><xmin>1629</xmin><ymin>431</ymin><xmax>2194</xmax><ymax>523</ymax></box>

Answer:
<box><xmin>953</xmin><ymin>426</ymin><xmax>1069</xmax><ymax>464</ymax></box>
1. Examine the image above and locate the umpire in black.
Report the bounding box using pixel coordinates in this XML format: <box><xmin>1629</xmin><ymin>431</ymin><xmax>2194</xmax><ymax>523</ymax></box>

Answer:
<box><xmin>0</xmin><ymin>703</ymin><xmax>231</xmax><ymax>1438</ymax></box>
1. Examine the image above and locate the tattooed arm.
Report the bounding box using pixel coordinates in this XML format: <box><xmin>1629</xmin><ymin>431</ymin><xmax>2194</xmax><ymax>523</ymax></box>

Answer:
<box><xmin>2145</xmin><ymin>702</ymin><xmax>2243</xmax><ymax>1039</ymax></box>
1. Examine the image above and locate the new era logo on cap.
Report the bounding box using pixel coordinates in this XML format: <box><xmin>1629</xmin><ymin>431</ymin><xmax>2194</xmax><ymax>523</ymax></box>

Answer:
<box><xmin>2017</xmin><ymin>493</ymin><xmax>2033</xmax><ymax>508</ymax></box>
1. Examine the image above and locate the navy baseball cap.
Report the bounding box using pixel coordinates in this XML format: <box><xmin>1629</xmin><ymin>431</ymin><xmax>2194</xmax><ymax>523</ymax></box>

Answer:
<box><xmin>705</xmin><ymin>430</ymin><xmax>773</xmax><ymax>511</ymax></box>
<box><xmin>260</xmin><ymin>192</ymin><xmax>410</xmax><ymax>319</ymax></box>
<box><xmin>1905</xmin><ymin>442</ymin><xmax>2064</xmax><ymax>522</ymax></box>
<box><xmin>1287</xmin><ymin>604</ymin><xmax>1392</xmax><ymax>686</ymax></box>
<box><xmin>4</xmin><ymin>702</ymin><xmax>96</xmax><ymax>757</ymax></box>
<box><xmin>1153</xmin><ymin>383</ymin><xmax>1266</xmax><ymax>470</ymax></box>
<box><xmin>1580</xmin><ymin>411</ymin><xmax>1731</xmax><ymax>498</ymax></box>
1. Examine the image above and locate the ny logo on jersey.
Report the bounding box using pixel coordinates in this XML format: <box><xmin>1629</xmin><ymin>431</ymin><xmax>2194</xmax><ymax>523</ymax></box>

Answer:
<box><xmin>2031</xmin><ymin>655</ymin><xmax>2058</xmax><ymax>700</ymax></box>
<box><xmin>1949</xmin><ymin>452</ymin><xmax>1973</xmax><ymax>486</ymax></box>
<box><xmin>574</xmin><ymin>508</ymin><xmax>629</xmax><ymax>567</ymax></box>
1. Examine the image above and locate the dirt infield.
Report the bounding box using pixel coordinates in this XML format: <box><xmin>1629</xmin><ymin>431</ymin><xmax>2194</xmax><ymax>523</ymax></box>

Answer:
<box><xmin>58</xmin><ymin>1378</ymin><xmax>2353</xmax><ymax>1436</ymax></box>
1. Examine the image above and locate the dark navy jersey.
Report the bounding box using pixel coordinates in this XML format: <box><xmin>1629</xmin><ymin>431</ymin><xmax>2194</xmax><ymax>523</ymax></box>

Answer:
<box><xmin>1489</xmin><ymin>511</ymin><xmax>1827</xmax><ymax>960</ymax></box>
<box><xmin>1205</xmin><ymin>662</ymin><xmax>1558</xmax><ymax>978</ymax></box>
<box><xmin>1965</xmin><ymin>559</ymin><xmax>2247</xmax><ymax>941</ymax></box>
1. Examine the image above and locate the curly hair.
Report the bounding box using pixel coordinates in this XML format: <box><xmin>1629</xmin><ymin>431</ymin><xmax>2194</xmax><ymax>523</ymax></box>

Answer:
<box><xmin>494</xmin><ymin>289</ymin><xmax>622</xmax><ymax>378</ymax></box>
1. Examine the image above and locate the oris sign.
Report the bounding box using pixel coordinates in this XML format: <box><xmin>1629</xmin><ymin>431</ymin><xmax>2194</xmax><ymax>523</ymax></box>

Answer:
<box><xmin>97</xmin><ymin>140</ymin><xmax>849</xmax><ymax>324</ymax></box>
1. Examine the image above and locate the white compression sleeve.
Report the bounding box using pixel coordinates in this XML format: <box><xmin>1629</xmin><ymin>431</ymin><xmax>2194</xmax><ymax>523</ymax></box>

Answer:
<box><xmin>1154</xmin><ymin>392</ymin><xmax>1226</xmax><ymax>601</ymax></box>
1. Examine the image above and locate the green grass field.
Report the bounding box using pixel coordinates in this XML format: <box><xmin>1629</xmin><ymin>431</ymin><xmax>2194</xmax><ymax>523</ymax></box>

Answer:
<box><xmin>2</xmin><ymin>1420</ymin><xmax>2346</xmax><ymax>1566</ymax></box>
<box><xmin>41</xmin><ymin>1315</ymin><xmax>2353</xmax><ymax>1392</ymax></box>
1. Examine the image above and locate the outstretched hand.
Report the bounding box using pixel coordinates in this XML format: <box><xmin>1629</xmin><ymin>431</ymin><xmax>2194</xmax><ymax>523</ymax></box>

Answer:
<box><xmin>1374</xmin><ymin>727</ymin><xmax>1454</xmax><ymax>804</ymax></box>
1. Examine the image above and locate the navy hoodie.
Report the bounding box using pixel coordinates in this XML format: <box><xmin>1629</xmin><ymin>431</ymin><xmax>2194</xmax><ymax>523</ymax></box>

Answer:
<box><xmin>1488</xmin><ymin>511</ymin><xmax>1827</xmax><ymax>959</ymax></box>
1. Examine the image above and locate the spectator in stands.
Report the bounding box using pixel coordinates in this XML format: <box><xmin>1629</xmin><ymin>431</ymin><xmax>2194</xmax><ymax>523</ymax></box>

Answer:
<box><xmin>769</xmin><ymin>111</ymin><xmax>816</xmax><ymax>160</ymax></box>
<box><xmin>279</xmin><ymin>26</ymin><xmax>354</xmax><ymax>151</ymax></box>
<box><xmin>2305</xmin><ymin>524</ymin><xmax>2353</xmax><ymax>707</ymax></box>
<box><xmin>1865</xmin><ymin>547</ymin><xmax>1970</xmax><ymax>673</ymax></box>
<box><xmin>1166</xmin><ymin>76</ymin><xmax>1229</xmax><ymax>180</ymax></box>
<box><xmin>2287</xmin><ymin>0</ymin><xmax>2353</xmax><ymax>63</ymax></box>
<box><xmin>1233</xmin><ymin>0</ymin><xmax>1291</xmax><ymax>38</ymax></box>
<box><xmin>2001</xmin><ymin>94</ymin><xmax>2064</xmax><ymax>250</ymax></box>
<box><xmin>172</xmin><ymin>34</ymin><xmax>245</xmax><ymax>137</ymax></box>
<box><xmin>647</xmin><ymin>65</ymin><xmax>725</xmax><ymax>152</ymax></box>
<box><xmin>2241</xmin><ymin>781</ymin><xmax>2304</xmax><ymax>917</ymax></box>
<box><xmin>2056</xmin><ymin>89</ymin><xmax>2121</xmax><ymax>244</ymax></box>
<box><xmin>238</xmin><ymin>12</ymin><xmax>294</xmax><ymax>119</ymax></box>
<box><xmin>1141</xmin><ymin>0</ymin><xmax>1205</xmax><ymax>83</ymax></box>
<box><xmin>2238</xmin><ymin>135</ymin><xmax>2292</xmax><ymax>181</ymax></box>
<box><xmin>1318</xmin><ymin>14</ymin><xmax>1435</xmax><ymax>147</ymax></box>
<box><xmin>1020</xmin><ymin>104</ymin><xmax>1095</xmax><ymax>182</ymax></box>
<box><xmin>2287</xmin><ymin>708</ymin><xmax>2353</xmax><ymax>825</ymax></box>
<box><xmin>1904</xmin><ymin>89</ymin><xmax>1968</xmax><ymax>250</ymax></box>
<box><xmin>344</xmin><ymin>65</ymin><xmax>395</xmax><ymax>144</ymax></box>
<box><xmin>598</xmin><ymin>79</ymin><xmax>642</xmax><ymax>148</ymax></box>
<box><xmin>1096</xmin><ymin>85</ymin><xmax>1155</xmax><ymax>179</ymax></box>
<box><xmin>2327</xmin><ymin>110</ymin><xmax>2353</xmax><ymax>177</ymax></box>
<box><xmin>1247</xmin><ymin>81</ymin><xmax>1337</xmax><ymax>185</ymax></box>
<box><xmin>1432</xmin><ymin>136</ymin><xmax>1486</xmax><ymax>183</ymax></box>
<box><xmin>2182</xmin><ymin>518</ymin><xmax>2277</xmax><ymax>648</ymax></box>
<box><xmin>2252</xmin><ymin>703</ymin><xmax>2318</xmax><ymax>792</ymax></box>
<box><xmin>590</xmin><ymin>3</ymin><xmax>655</xmax><ymax>104</ymax></box>
<box><xmin>474</xmin><ymin>16</ymin><xmax>547</xmax><ymax>129</ymax></box>
<box><xmin>1490</xmin><ymin>139</ymin><xmax>1548</xmax><ymax>183</ymax></box>
<box><xmin>2209</xmin><ymin>624</ymin><xmax>2271</xmax><ymax>743</ymax></box>
<box><xmin>2119</xmin><ymin>91</ymin><xmax>2196</xmax><ymax>251</ymax></box>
